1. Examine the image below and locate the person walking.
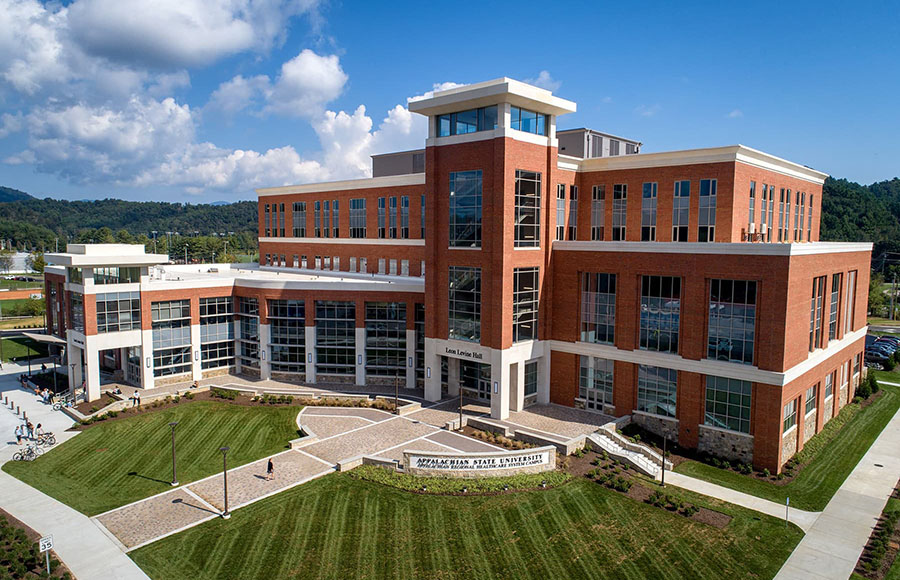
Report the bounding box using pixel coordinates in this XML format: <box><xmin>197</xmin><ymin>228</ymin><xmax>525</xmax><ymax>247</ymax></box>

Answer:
<box><xmin>135</xmin><ymin>391</ymin><xmax>141</xmax><ymax>408</ymax></box>
<box><xmin>25</xmin><ymin>421</ymin><xmax>34</xmax><ymax>439</ymax></box>
<box><xmin>266</xmin><ymin>458</ymin><xmax>275</xmax><ymax>481</ymax></box>
<box><xmin>14</xmin><ymin>424</ymin><xmax>23</xmax><ymax>445</ymax></box>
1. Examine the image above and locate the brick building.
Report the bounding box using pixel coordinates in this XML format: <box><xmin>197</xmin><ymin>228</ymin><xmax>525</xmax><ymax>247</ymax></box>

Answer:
<box><xmin>44</xmin><ymin>78</ymin><xmax>870</xmax><ymax>472</ymax></box>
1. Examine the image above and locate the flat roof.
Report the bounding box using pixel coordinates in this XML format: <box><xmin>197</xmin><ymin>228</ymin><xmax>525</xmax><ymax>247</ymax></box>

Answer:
<box><xmin>408</xmin><ymin>77</ymin><xmax>577</xmax><ymax>117</ymax></box>
<box><xmin>46</xmin><ymin>244</ymin><xmax>169</xmax><ymax>267</ymax></box>
<box><xmin>257</xmin><ymin>173</ymin><xmax>425</xmax><ymax>197</ymax></box>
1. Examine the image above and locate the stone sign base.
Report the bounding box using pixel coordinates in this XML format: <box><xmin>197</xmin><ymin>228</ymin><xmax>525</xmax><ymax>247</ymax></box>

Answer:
<box><xmin>403</xmin><ymin>446</ymin><xmax>557</xmax><ymax>479</ymax></box>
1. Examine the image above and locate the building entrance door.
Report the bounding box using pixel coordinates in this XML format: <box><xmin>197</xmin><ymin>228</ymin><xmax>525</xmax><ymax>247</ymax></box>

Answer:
<box><xmin>459</xmin><ymin>360</ymin><xmax>491</xmax><ymax>400</ymax></box>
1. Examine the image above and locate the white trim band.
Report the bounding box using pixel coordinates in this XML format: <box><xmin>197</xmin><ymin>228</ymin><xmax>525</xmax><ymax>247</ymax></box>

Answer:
<box><xmin>553</xmin><ymin>240</ymin><xmax>872</xmax><ymax>256</ymax></box>
<box><xmin>259</xmin><ymin>237</ymin><xmax>425</xmax><ymax>247</ymax></box>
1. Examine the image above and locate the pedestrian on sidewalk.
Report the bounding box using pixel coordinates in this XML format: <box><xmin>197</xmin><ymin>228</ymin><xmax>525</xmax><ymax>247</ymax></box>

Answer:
<box><xmin>25</xmin><ymin>421</ymin><xmax>33</xmax><ymax>439</ymax></box>
<box><xmin>266</xmin><ymin>458</ymin><xmax>275</xmax><ymax>481</ymax></box>
<box><xmin>14</xmin><ymin>424</ymin><xmax>23</xmax><ymax>445</ymax></box>
<box><xmin>135</xmin><ymin>391</ymin><xmax>141</xmax><ymax>408</ymax></box>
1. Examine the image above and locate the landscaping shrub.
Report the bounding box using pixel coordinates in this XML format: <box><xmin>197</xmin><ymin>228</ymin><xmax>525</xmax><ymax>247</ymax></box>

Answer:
<box><xmin>183</xmin><ymin>392</ymin><xmax>194</xmax><ymax>400</ymax></box>
<box><xmin>856</xmin><ymin>376</ymin><xmax>873</xmax><ymax>400</ymax></box>
<box><xmin>210</xmin><ymin>388</ymin><xmax>238</xmax><ymax>401</ymax></box>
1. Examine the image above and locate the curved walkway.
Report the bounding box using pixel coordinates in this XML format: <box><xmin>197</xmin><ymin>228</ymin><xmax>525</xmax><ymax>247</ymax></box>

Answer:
<box><xmin>774</xmin><ymin>381</ymin><xmax>900</xmax><ymax>580</ymax></box>
<box><xmin>0</xmin><ymin>362</ymin><xmax>150</xmax><ymax>580</ymax></box>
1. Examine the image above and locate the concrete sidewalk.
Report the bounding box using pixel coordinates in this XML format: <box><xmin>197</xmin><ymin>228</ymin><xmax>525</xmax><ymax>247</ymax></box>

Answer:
<box><xmin>0</xmin><ymin>362</ymin><xmax>149</xmax><ymax>579</ymax></box>
<box><xmin>664</xmin><ymin>471</ymin><xmax>820</xmax><ymax>532</ymax></box>
<box><xmin>774</xmin><ymin>391</ymin><xmax>900</xmax><ymax>580</ymax></box>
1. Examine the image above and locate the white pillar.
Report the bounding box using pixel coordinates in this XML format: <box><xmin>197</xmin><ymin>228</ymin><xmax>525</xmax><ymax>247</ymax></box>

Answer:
<box><xmin>232</xmin><ymin>319</ymin><xmax>242</xmax><ymax>374</ymax></box>
<box><xmin>537</xmin><ymin>353</ymin><xmax>550</xmax><ymax>405</ymax></box>
<box><xmin>423</xmin><ymin>339</ymin><xmax>441</xmax><ymax>402</ymax></box>
<box><xmin>305</xmin><ymin>325</ymin><xmax>316</xmax><ymax>384</ymax></box>
<box><xmin>405</xmin><ymin>329</ymin><xmax>416</xmax><ymax>390</ymax></box>
<box><xmin>190</xmin><ymin>323</ymin><xmax>202</xmax><ymax>382</ymax></box>
<box><xmin>447</xmin><ymin>357</ymin><xmax>460</xmax><ymax>397</ymax></box>
<box><xmin>355</xmin><ymin>327</ymin><xmax>366</xmax><ymax>386</ymax></box>
<box><xmin>511</xmin><ymin>360</ymin><xmax>526</xmax><ymax>412</ymax></box>
<box><xmin>83</xmin><ymin>336</ymin><xmax>101</xmax><ymax>402</ymax></box>
<box><xmin>140</xmin><ymin>329</ymin><xmax>155</xmax><ymax>390</ymax></box>
<box><xmin>259</xmin><ymin>323</ymin><xmax>271</xmax><ymax>380</ymax></box>
<box><xmin>66</xmin><ymin>341</ymin><xmax>82</xmax><ymax>396</ymax></box>
<box><xmin>490</xmin><ymin>350</ymin><xmax>510</xmax><ymax>420</ymax></box>
<box><xmin>121</xmin><ymin>347</ymin><xmax>129</xmax><ymax>383</ymax></box>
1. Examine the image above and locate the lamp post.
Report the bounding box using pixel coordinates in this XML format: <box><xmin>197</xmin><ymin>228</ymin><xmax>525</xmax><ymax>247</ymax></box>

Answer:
<box><xmin>660</xmin><ymin>435</ymin><xmax>667</xmax><ymax>487</ymax></box>
<box><xmin>394</xmin><ymin>371</ymin><xmax>400</xmax><ymax>415</ymax></box>
<box><xmin>169</xmin><ymin>422</ymin><xmax>179</xmax><ymax>486</ymax></box>
<box><xmin>151</xmin><ymin>231</ymin><xmax>158</xmax><ymax>254</ymax></box>
<box><xmin>220</xmin><ymin>446</ymin><xmax>230</xmax><ymax>519</ymax></box>
<box><xmin>458</xmin><ymin>383</ymin><xmax>463</xmax><ymax>432</ymax></box>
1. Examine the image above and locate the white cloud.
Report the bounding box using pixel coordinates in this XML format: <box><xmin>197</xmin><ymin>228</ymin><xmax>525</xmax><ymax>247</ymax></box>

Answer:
<box><xmin>265</xmin><ymin>50</ymin><xmax>348</xmax><ymax>118</ymax></box>
<box><xmin>0</xmin><ymin>112</ymin><xmax>24</xmax><ymax>138</ymax></box>
<box><xmin>67</xmin><ymin>0</ymin><xmax>320</xmax><ymax>69</ymax></box>
<box><xmin>727</xmin><ymin>109</ymin><xmax>743</xmax><ymax>119</ymax></box>
<box><xmin>634</xmin><ymin>104</ymin><xmax>661</xmax><ymax>117</ymax></box>
<box><xmin>207</xmin><ymin>74</ymin><xmax>270</xmax><ymax>115</ymax></box>
<box><xmin>408</xmin><ymin>81</ymin><xmax>466</xmax><ymax>103</ymax></box>
<box><xmin>523</xmin><ymin>70</ymin><xmax>561</xmax><ymax>92</ymax></box>
<box><xmin>0</xmin><ymin>0</ymin><xmax>70</xmax><ymax>95</ymax></box>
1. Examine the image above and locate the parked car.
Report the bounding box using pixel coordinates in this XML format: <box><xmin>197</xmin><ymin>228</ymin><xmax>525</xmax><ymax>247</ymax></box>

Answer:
<box><xmin>867</xmin><ymin>346</ymin><xmax>895</xmax><ymax>359</ymax></box>
<box><xmin>866</xmin><ymin>334</ymin><xmax>879</xmax><ymax>348</ymax></box>
<box><xmin>876</xmin><ymin>336</ymin><xmax>900</xmax><ymax>347</ymax></box>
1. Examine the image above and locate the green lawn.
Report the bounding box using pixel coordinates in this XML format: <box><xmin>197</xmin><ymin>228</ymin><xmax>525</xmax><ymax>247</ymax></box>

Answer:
<box><xmin>131</xmin><ymin>474</ymin><xmax>802</xmax><ymax>580</ymax></box>
<box><xmin>1</xmin><ymin>336</ymin><xmax>47</xmax><ymax>362</ymax></box>
<box><xmin>675</xmin><ymin>381</ymin><xmax>900</xmax><ymax>512</ymax></box>
<box><xmin>0</xmin><ymin>278</ymin><xmax>42</xmax><ymax>290</ymax></box>
<box><xmin>2</xmin><ymin>401</ymin><xmax>300</xmax><ymax>515</ymax></box>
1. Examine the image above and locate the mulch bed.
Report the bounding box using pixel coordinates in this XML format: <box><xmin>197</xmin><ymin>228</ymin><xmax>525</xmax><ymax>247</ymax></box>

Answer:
<box><xmin>0</xmin><ymin>507</ymin><xmax>73</xmax><ymax>579</ymax></box>
<box><xmin>569</xmin><ymin>448</ymin><xmax>732</xmax><ymax>529</ymax></box>
<box><xmin>460</xmin><ymin>426</ymin><xmax>536</xmax><ymax>451</ymax></box>
<box><xmin>75</xmin><ymin>392</ymin><xmax>119</xmax><ymax>414</ymax></box>
<box><xmin>854</xmin><ymin>479</ymin><xmax>900</xmax><ymax>579</ymax></box>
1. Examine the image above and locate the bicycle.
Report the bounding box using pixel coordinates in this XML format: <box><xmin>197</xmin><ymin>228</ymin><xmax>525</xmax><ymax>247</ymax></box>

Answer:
<box><xmin>12</xmin><ymin>444</ymin><xmax>44</xmax><ymax>462</ymax></box>
<box><xmin>37</xmin><ymin>432</ymin><xmax>56</xmax><ymax>446</ymax></box>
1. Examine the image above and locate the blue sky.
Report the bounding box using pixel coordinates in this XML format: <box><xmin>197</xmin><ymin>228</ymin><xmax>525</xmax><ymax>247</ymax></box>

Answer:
<box><xmin>0</xmin><ymin>0</ymin><xmax>897</xmax><ymax>203</ymax></box>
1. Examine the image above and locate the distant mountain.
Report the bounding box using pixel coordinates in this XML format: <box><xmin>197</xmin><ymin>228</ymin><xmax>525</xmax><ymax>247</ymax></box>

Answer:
<box><xmin>0</xmin><ymin>186</ymin><xmax>33</xmax><ymax>203</ymax></box>
<box><xmin>821</xmin><ymin>177</ymin><xmax>900</xmax><ymax>261</ymax></box>
<box><xmin>209</xmin><ymin>201</ymin><xmax>232</xmax><ymax>206</ymax></box>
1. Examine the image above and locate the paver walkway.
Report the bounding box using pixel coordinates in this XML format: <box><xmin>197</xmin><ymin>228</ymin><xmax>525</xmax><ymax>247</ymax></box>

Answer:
<box><xmin>774</xmin><ymin>388</ymin><xmax>900</xmax><ymax>580</ymax></box>
<box><xmin>0</xmin><ymin>363</ymin><xmax>150</xmax><ymax>579</ymax></box>
<box><xmin>664</xmin><ymin>471</ymin><xmax>820</xmax><ymax>532</ymax></box>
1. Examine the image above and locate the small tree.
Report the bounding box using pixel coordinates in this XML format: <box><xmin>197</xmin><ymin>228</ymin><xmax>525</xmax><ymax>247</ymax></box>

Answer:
<box><xmin>856</xmin><ymin>373</ymin><xmax>874</xmax><ymax>400</ymax></box>
<box><xmin>25</xmin><ymin>251</ymin><xmax>45</xmax><ymax>274</ymax></box>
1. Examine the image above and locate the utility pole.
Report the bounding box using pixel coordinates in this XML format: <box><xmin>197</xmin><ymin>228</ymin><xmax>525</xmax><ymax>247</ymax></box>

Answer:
<box><xmin>892</xmin><ymin>276</ymin><xmax>897</xmax><ymax>321</ymax></box>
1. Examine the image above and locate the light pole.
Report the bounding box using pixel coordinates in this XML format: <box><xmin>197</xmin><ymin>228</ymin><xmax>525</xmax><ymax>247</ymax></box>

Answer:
<box><xmin>223</xmin><ymin>240</ymin><xmax>228</xmax><ymax>263</ymax></box>
<box><xmin>458</xmin><ymin>383</ymin><xmax>463</xmax><ymax>432</ymax></box>
<box><xmin>169</xmin><ymin>422</ymin><xmax>179</xmax><ymax>486</ymax></box>
<box><xmin>660</xmin><ymin>435</ymin><xmax>667</xmax><ymax>487</ymax></box>
<box><xmin>394</xmin><ymin>371</ymin><xmax>400</xmax><ymax>415</ymax></box>
<box><xmin>220</xmin><ymin>446</ymin><xmax>230</xmax><ymax>519</ymax></box>
<box><xmin>151</xmin><ymin>231</ymin><xmax>158</xmax><ymax>254</ymax></box>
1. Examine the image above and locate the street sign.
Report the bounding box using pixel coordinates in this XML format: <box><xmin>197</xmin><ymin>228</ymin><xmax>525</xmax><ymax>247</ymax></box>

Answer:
<box><xmin>39</xmin><ymin>536</ymin><xmax>53</xmax><ymax>552</ymax></box>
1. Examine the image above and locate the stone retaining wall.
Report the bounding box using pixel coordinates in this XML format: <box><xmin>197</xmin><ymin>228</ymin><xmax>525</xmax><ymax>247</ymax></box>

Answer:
<box><xmin>632</xmin><ymin>412</ymin><xmax>679</xmax><ymax>441</ymax></box>
<box><xmin>781</xmin><ymin>426</ymin><xmax>798</xmax><ymax>463</ymax></box>
<box><xmin>803</xmin><ymin>409</ymin><xmax>817</xmax><ymax>444</ymax></box>
<box><xmin>697</xmin><ymin>425</ymin><xmax>754</xmax><ymax>464</ymax></box>
<box><xmin>202</xmin><ymin>367</ymin><xmax>232</xmax><ymax>379</ymax></box>
<box><xmin>403</xmin><ymin>446</ymin><xmax>557</xmax><ymax>478</ymax></box>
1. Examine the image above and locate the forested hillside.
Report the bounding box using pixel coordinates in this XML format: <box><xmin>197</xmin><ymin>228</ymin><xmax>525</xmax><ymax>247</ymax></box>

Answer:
<box><xmin>820</xmin><ymin>177</ymin><xmax>900</xmax><ymax>262</ymax></box>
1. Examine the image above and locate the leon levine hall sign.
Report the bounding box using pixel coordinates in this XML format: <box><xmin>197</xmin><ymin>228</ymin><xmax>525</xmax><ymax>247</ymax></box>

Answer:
<box><xmin>403</xmin><ymin>446</ymin><xmax>556</xmax><ymax>478</ymax></box>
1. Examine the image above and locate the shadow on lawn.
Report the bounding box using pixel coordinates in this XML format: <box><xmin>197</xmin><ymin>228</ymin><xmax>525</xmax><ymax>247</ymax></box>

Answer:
<box><xmin>127</xmin><ymin>471</ymin><xmax>171</xmax><ymax>485</ymax></box>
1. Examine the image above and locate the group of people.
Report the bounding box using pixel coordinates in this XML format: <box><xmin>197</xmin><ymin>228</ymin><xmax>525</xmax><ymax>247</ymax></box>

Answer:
<box><xmin>14</xmin><ymin>421</ymin><xmax>43</xmax><ymax>445</ymax></box>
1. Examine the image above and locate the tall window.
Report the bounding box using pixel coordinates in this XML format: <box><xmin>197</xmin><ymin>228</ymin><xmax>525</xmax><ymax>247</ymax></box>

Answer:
<box><xmin>96</xmin><ymin>292</ymin><xmax>140</xmax><ymax>333</ymax></box>
<box><xmin>807</xmin><ymin>195</ymin><xmax>813</xmax><ymax>241</ymax></box>
<box><xmin>783</xmin><ymin>399</ymin><xmax>797</xmax><ymax>432</ymax></box>
<box><xmin>698</xmin><ymin>178</ymin><xmax>717</xmax><ymax>242</ymax></box>
<box><xmin>68</xmin><ymin>267</ymin><xmax>83</xmax><ymax>285</ymax></box>
<box><xmin>843</xmin><ymin>270</ymin><xmax>857</xmax><ymax>334</ymax></box>
<box><xmin>349</xmin><ymin>198</ymin><xmax>366</xmax><ymax>238</ymax></box>
<box><xmin>314</xmin><ymin>201</ymin><xmax>321</xmax><ymax>237</ymax></box>
<box><xmin>510</xmin><ymin>106</ymin><xmax>547</xmax><ymax>135</ymax></box>
<box><xmin>400</xmin><ymin>196</ymin><xmax>410</xmax><ymax>238</ymax></box>
<box><xmin>331</xmin><ymin>200</ymin><xmax>339</xmax><ymax>237</ymax></box>
<box><xmin>524</xmin><ymin>361</ymin><xmax>539</xmax><ymax>397</ymax></box>
<box><xmin>515</xmin><ymin>170</ymin><xmax>541</xmax><ymax>247</ymax></box>
<box><xmin>805</xmin><ymin>385</ymin><xmax>817</xmax><ymax>415</ymax></box>
<box><xmin>292</xmin><ymin>202</ymin><xmax>307</xmax><ymax>237</ymax></box>
<box><xmin>268</xmin><ymin>300</ymin><xmax>305</xmax><ymax>373</ymax></box>
<box><xmin>748</xmin><ymin>181</ymin><xmax>756</xmax><ymax>235</ymax></box>
<box><xmin>365</xmin><ymin>302</ymin><xmax>407</xmax><ymax>377</ymax></box>
<box><xmin>513</xmin><ymin>267</ymin><xmax>539</xmax><ymax>342</ymax></box>
<box><xmin>784</xmin><ymin>189</ymin><xmax>792</xmax><ymax>242</ymax></box>
<box><xmin>641</xmin><ymin>182</ymin><xmax>657</xmax><ymax>241</ymax></box>
<box><xmin>94</xmin><ymin>267</ymin><xmax>140</xmax><ymax>285</ymax></box>
<box><xmin>797</xmin><ymin>193</ymin><xmax>806</xmax><ymax>242</ymax></box>
<box><xmin>323</xmin><ymin>201</ymin><xmax>331</xmax><ymax>238</ymax></box>
<box><xmin>581</xmin><ymin>272</ymin><xmax>616</xmax><ymax>344</ymax></box>
<box><xmin>767</xmin><ymin>185</ymin><xmax>775</xmax><ymax>242</ymax></box>
<box><xmin>580</xmin><ymin>356</ymin><xmax>614</xmax><ymax>410</ymax></box>
<box><xmin>778</xmin><ymin>188</ymin><xmax>786</xmax><ymax>242</ymax></box>
<box><xmin>591</xmin><ymin>185</ymin><xmax>605</xmax><ymax>240</ymax></box>
<box><xmin>151</xmin><ymin>299</ymin><xmax>191</xmax><ymax>377</ymax></box>
<box><xmin>437</xmin><ymin>106</ymin><xmax>498</xmax><ymax>136</ymax></box>
<box><xmin>640</xmin><ymin>276</ymin><xmax>681</xmax><ymax>354</ymax></box>
<box><xmin>448</xmin><ymin>266</ymin><xmax>481</xmax><ymax>342</ymax></box>
<box><xmin>568</xmin><ymin>185</ymin><xmax>578</xmax><ymax>240</ymax></box>
<box><xmin>829</xmin><ymin>273</ymin><xmax>842</xmax><ymax>341</ymax></box>
<box><xmin>449</xmin><ymin>170</ymin><xmax>482</xmax><ymax>248</ymax></box>
<box><xmin>237</xmin><ymin>297</ymin><xmax>259</xmax><ymax>368</ymax></box>
<box><xmin>612</xmin><ymin>184</ymin><xmax>627</xmax><ymax>241</ymax></box>
<box><xmin>201</xmin><ymin>297</ymin><xmax>235</xmax><ymax>370</ymax></box>
<box><xmin>637</xmin><ymin>365</ymin><xmax>677</xmax><ymax>417</ymax></box>
<box><xmin>556</xmin><ymin>184</ymin><xmax>566</xmax><ymax>241</ymax></box>
<box><xmin>70</xmin><ymin>293</ymin><xmax>85</xmax><ymax>332</ymax></box>
<box><xmin>316</xmin><ymin>301</ymin><xmax>356</xmax><ymax>376</ymax></box>
<box><xmin>810</xmin><ymin>276</ymin><xmax>826</xmax><ymax>351</ymax></box>
<box><xmin>705</xmin><ymin>376</ymin><xmax>751</xmax><ymax>434</ymax></box>
<box><xmin>377</xmin><ymin>197</ymin><xmax>386</xmax><ymax>238</ymax></box>
<box><xmin>794</xmin><ymin>191</ymin><xmax>801</xmax><ymax>242</ymax></box>
<box><xmin>278</xmin><ymin>203</ymin><xmax>285</xmax><ymax>236</ymax></box>
<box><xmin>824</xmin><ymin>372</ymin><xmax>834</xmax><ymax>400</ymax></box>
<box><xmin>389</xmin><ymin>196</ymin><xmax>397</xmax><ymax>238</ymax></box>
<box><xmin>708</xmin><ymin>279</ymin><xmax>757</xmax><ymax>365</ymax></box>
<box><xmin>415</xmin><ymin>304</ymin><xmax>425</xmax><ymax>381</ymax></box>
<box><xmin>673</xmin><ymin>180</ymin><xmax>690</xmax><ymax>242</ymax></box>
<box><xmin>421</xmin><ymin>195</ymin><xmax>426</xmax><ymax>238</ymax></box>
<box><xmin>264</xmin><ymin>203</ymin><xmax>270</xmax><ymax>236</ymax></box>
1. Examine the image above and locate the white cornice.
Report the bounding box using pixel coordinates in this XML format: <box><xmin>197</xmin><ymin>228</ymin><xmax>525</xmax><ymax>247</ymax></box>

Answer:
<box><xmin>425</xmin><ymin>127</ymin><xmax>556</xmax><ymax>149</ymax></box>
<box><xmin>408</xmin><ymin>77</ymin><xmax>576</xmax><ymax>117</ymax></box>
<box><xmin>256</xmin><ymin>173</ymin><xmax>425</xmax><ymax>197</ymax></box>
<box><xmin>553</xmin><ymin>240</ymin><xmax>872</xmax><ymax>256</ymax></box>
<box><xmin>549</xmin><ymin>327</ymin><xmax>865</xmax><ymax>387</ymax></box>
<box><xmin>563</xmin><ymin>145</ymin><xmax>828</xmax><ymax>185</ymax></box>
<box><xmin>259</xmin><ymin>237</ymin><xmax>425</xmax><ymax>247</ymax></box>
